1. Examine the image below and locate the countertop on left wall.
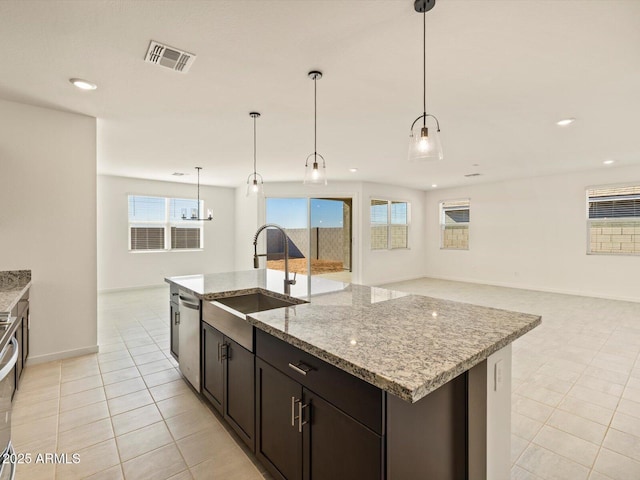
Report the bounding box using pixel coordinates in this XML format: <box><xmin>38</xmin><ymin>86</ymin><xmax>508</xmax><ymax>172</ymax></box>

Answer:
<box><xmin>0</xmin><ymin>270</ymin><xmax>31</xmax><ymax>316</ymax></box>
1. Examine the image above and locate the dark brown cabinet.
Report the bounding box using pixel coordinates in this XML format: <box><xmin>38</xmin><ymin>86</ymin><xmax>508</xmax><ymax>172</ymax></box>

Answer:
<box><xmin>165</xmin><ymin>286</ymin><xmax>473</xmax><ymax>480</ymax></box>
<box><xmin>256</xmin><ymin>358</ymin><xmax>303</xmax><ymax>480</ymax></box>
<box><xmin>201</xmin><ymin>321</ymin><xmax>255</xmax><ymax>450</ymax></box>
<box><xmin>304</xmin><ymin>390</ymin><xmax>382</xmax><ymax>480</ymax></box>
<box><xmin>10</xmin><ymin>289</ymin><xmax>30</xmax><ymax>397</ymax></box>
<box><xmin>255</xmin><ymin>332</ymin><xmax>384</xmax><ymax>480</ymax></box>
<box><xmin>202</xmin><ymin>321</ymin><xmax>224</xmax><ymax>410</ymax></box>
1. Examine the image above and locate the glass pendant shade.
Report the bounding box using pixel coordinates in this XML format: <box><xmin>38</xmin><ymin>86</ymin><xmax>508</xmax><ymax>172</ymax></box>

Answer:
<box><xmin>246</xmin><ymin>173</ymin><xmax>264</xmax><ymax>197</ymax></box>
<box><xmin>408</xmin><ymin>123</ymin><xmax>443</xmax><ymax>161</ymax></box>
<box><xmin>303</xmin><ymin>70</ymin><xmax>327</xmax><ymax>186</ymax></box>
<box><xmin>303</xmin><ymin>154</ymin><xmax>327</xmax><ymax>185</ymax></box>
<box><xmin>408</xmin><ymin>2</ymin><xmax>443</xmax><ymax>163</ymax></box>
<box><xmin>246</xmin><ymin>112</ymin><xmax>264</xmax><ymax>197</ymax></box>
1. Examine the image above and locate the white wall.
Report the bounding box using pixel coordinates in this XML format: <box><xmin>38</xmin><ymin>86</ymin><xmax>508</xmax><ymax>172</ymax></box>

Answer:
<box><xmin>98</xmin><ymin>175</ymin><xmax>236</xmax><ymax>290</ymax></box>
<box><xmin>233</xmin><ymin>181</ymin><xmax>427</xmax><ymax>286</ymax></box>
<box><xmin>361</xmin><ymin>182</ymin><xmax>427</xmax><ymax>286</ymax></box>
<box><xmin>0</xmin><ymin>98</ymin><xmax>97</xmax><ymax>362</ymax></box>
<box><xmin>234</xmin><ymin>186</ymin><xmax>261</xmax><ymax>272</ymax></box>
<box><xmin>424</xmin><ymin>165</ymin><xmax>640</xmax><ymax>302</ymax></box>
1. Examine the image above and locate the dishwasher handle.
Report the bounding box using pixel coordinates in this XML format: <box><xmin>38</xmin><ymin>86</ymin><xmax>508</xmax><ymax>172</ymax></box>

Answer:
<box><xmin>179</xmin><ymin>296</ymin><xmax>200</xmax><ymax>310</ymax></box>
<box><xmin>0</xmin><ymin>337</ymin><xmax>19</xmax><ymax>381</ymax></box>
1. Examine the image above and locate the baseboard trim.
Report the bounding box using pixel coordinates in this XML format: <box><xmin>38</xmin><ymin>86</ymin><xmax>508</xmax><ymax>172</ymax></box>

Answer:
<box><xmin>421</xmin><ymin>274</ymin><xmax>640</xmax><ymax>304</ymax></box>
<box><xmin>98</xmin><ymin>283</ymin><xmax>167</xmax><ymax>294</ymax></box>
<box><xmin>371</xmin><ymin>273</ymin><xmax>426</xmax><ymax>287</ymax></box>
<box><xmin>27</xmin><ymin>345</ymin><xmax>100</xmax><ymax>365</ymax></box>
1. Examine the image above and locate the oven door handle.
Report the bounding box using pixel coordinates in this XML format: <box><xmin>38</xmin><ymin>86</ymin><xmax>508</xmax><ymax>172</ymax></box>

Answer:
<box><xmin>0</xmin><ymin>337</ymin><xmax>19</xmax><ymax>380</ymax></box>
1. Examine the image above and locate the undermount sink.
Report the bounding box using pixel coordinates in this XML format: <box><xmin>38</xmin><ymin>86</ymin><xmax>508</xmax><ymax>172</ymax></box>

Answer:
<box><xmin>203</xmin><ymin>292</ymin><xmax>304</xmax><ymax>352</ymax></box>
<box><xmin>214</xmin><ymin>292</ymin><xmax>302</xmax><ymax>315</ymax></box>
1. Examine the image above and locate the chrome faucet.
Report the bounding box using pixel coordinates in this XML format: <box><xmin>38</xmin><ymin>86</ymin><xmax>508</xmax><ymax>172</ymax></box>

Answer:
<box><xmin>253</xmin><ymin>223</ymin><xmax>297</xmax><ymax>296</ymax></box>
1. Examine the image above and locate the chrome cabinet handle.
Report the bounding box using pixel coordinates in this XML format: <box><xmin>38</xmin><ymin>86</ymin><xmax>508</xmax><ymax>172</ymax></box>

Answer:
<box><xmin>175</xmin><ymin>312</ymin><xmax>180</xmax><ymax>325</ymax></box>
<box><xmin>291</xmin><ymin>396</ymin><xmax>300</xmax><ymax>427</ymax></box>
<box><xmin>298</xmin><ymin>401</ymin><xmax>309</xmax><ymax>433</ymax></box>
<box><xmin>288</xmin><ymin>362</ymin><xmax>312</xmax><ymax>376</ymax></box>
<box><xmin>217</xmin><ymin>343</ymin><xmax>230</xmax><ymax>362</ymax></box>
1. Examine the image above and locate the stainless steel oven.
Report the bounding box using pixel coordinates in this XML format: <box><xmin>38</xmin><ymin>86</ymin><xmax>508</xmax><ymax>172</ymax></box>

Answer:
<box><xmin>0</xmin><ymin>337</ymin><xmax>18</xmax><ymax>480</ymax></box>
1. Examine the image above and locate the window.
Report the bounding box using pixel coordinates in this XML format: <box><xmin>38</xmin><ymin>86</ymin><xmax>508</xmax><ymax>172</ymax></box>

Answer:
<box><xmin>587</xmin><ymin>185</ymin><xmax>640</xmax><ymax>255</ymax></box>
<box><xmin>128</xmin><ymin>195</ymin><xmax>204</xmax><ymax>251</ymax></box>
<box><xmin>440</xmin><ymin>199</ymin><xmax>470</xmax><ymax>250</ymax></box>
<box><xmin>370</xmin><ymin>199</ymin><xmax>409</xmax><ymax>249</ymax></box>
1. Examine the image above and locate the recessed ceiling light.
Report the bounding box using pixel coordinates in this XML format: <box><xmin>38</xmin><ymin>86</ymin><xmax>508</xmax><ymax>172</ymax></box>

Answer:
<box><xmin>603</xmin><ymin>159</ymin><xmax>615</xmax><ymax>165</ymax></box>
<box><xmin>556</xmin><ymin>118</ymin><xmax>575</xmax><ymax>126</ymax></box>
<box><xmin>431</xmin><ymin>184</ymin><xmax>437</xmax><ymax>188</ymax></box>
<box><xmin>348</xmin><ymin>168</ymin><xmax>358</xmax><ymax>173</ymax></box>
<box><xmin>69</xmin><ymin>78</ymin><xmax>97</xmax><ymax>90</ymax></box>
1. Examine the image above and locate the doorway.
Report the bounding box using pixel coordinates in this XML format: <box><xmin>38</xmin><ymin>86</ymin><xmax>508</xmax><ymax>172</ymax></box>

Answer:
<box><xmin>265</xmin><ymin>197</ymin><xmax>352</xmax><ymax>283</ymax></box>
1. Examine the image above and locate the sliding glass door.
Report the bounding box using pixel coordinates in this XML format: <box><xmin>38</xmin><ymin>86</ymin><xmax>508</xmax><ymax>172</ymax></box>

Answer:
<box><xmin>265</xmin><ymin>197</ymin><xmax>352</xmax><ymax>283</ymax></box>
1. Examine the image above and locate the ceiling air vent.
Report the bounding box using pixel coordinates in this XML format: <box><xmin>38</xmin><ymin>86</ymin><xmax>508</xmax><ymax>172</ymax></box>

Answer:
<box><xmin>144</xmin><ymin>41</ymin><xmax>196</xmax><ymax>73</ymax></box>
<box><xmin>464</xmin><ymin>173</ymin><xmax>482</xmax><ymax>177</ymax></box>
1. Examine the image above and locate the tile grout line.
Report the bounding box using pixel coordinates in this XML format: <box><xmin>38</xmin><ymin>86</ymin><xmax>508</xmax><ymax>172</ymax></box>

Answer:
<box><xmin>588</xmin><ymin>325</ymin><xmax>640</xmax><ymax>477</ymax></box>
<box><xmin>96</xmin><ymin>343</ymin><xmax>126</xmax><ymax>480</ymax></box>
<box><xmin>95</xmin><ymin>310</ymin><xmax>194</xmax><ymax>479</ymax></box>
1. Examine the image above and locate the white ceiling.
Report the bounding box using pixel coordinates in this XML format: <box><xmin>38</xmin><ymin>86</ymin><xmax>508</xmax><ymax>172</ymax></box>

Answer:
<box><xmin>1</xmin><ymin>0</ymin><xmax>639</xmax><ymax>190</ymax></box>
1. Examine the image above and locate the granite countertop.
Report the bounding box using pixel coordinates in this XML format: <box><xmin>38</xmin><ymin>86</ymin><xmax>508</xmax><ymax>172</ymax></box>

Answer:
<box><xmin>166</xmin><ymin>270</ymin><xmax>541</xmax><ymax>403</ymax></box>
<box><xmin>0</xmin><ymin>270</ymin><xmax>32</xmax><ymax>317</ymax></box>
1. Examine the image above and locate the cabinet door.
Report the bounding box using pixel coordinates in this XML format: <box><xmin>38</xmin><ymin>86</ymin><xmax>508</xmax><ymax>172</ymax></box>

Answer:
<box><xmin>303</xmin><ymin>389</ymin><xmax>383</xmax><ymax>480</ymax></box>
<box><xmin>201</xmin><ymin>322</ymin><xmax>224</xmax><ymax>413</ymax></box>
<box><xmin>169</xmin><ymin>302</ymin><xmax>179</xmax><ymax>360</ymax></box>
<box><xmin>224</xmin><ymin>337</ymin><xmax>255</xmax><ymax>450</ymax></box>
<box><xmin>256</xmin><ymin>358</ymin><xmax>303</xmax><ymax>480</ymax></box>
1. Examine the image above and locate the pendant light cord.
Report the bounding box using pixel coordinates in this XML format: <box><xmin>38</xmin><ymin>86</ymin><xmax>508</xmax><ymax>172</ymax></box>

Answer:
<box><xmin>196</xmin><ymin>167</ymin><xmax>201</xmax><ymax>218</ymax></box>
<box><xmin>314</xmin><ymin>75</ymin><xmax>317</xmax><ymax>158</ymax></box>
<box><xmin>253</xmin><ymin>115</ymin><xmax>257</xmax><ymax>176</ymax></box>
<box><xmin>423</xmin><ymin>11</ymin><xmax>427</xmax><ymax>126</ymax></box>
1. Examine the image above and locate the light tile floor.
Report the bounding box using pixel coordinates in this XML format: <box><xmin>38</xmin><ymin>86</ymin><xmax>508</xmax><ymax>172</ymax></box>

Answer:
<box><xmin>12</xmin><ymin>278</ymin><xmax>640</xmax><ymax>479</ymax></box>
<box><xmin>12</xmin><ymin>287</ymin><xmax>267</xmax><ymax>480</ymax></box>
<box><xmin>383</xmin><ymin>278</ymin><xmax>640</xmax><ymax>480</ymax></box>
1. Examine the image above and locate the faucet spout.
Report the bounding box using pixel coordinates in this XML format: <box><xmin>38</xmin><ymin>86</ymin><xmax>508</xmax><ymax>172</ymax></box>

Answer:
<box><xmin>253</xmin><ymin>223</ymin><xmax>296</xmax><ymax>296</ymax></box>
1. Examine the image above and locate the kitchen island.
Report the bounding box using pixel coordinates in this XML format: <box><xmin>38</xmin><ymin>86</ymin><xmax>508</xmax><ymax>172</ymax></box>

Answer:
<box><xmin>0</xmin><ymin>270</ymin><xmax>31</xmax><ymax>386</ymax></box>
<box><xmin>166</xmin><ymin>269</ymin><xmax>540</xmax><ymax>480</ymax></box>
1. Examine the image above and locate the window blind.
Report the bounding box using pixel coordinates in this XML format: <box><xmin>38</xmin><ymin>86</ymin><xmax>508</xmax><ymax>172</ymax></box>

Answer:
<box><xmin>130</xmin><ymin>227</ymin><xmax>165</xmax><ymax>250</ymax></box>
<box><xmin>442</xmin><ymin>200</ymin><xmax>470</xmax><ymax>224</ymax></box>
<box><xmin>588</xmin><ymin>186</ymin><xmax>640</xmax><ymax>219</ymax></box>
<box><xmin>440</xmin><ymin>199</ymin><xmax>470</xmax><ymax>250</ymax></box>
<box><xmin>128</xmin><ymin>195</ymin><xmax>205</xmax><ymax>252</ymax></box>
<box><xmin>587</xmin><ymin>185</ymin><xmax>640</xmax><ymax>255</ymax></box>
<box><xmin>128</xmin><ymin>196</ymin><xmax>165</xmax><ymax>222</ymax></box>
<box><xmin>370</xmin><ymin>199</ymin><xmax>409</xmax><ymax>250</ymax></box>
<box><xmin>171</xmin><ymin>227</ymin><xmax>201</xmax><ymax>249</ymax></box>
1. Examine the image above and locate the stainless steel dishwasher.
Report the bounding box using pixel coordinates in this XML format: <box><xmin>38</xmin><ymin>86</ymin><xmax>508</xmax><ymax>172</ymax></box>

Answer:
<box><xmin>178</xmin><ymin>292</ymin><xmax>200</xmax><ymax>392</ymax></box>
<box><xmin>0</xmin><ymin>336</ymin><xmax>18</xmax><ymax>480</ymax></box>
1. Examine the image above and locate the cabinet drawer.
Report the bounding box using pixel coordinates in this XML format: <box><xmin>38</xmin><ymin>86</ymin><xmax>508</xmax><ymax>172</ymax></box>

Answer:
<box><xmin>255</xmin><ymin>329</ymin><xmax>384</xmax><ymax>435</ymax></box>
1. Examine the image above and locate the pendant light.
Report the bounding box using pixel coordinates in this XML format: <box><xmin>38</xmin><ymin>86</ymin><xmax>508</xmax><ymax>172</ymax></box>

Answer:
<box><xmin>408</xmin><ymin>0</ymin><xmax>443</xmax><ymax>162</ymax></box>
<box><xmin>246</xmin><ymin>112</ymin><xmax>264</xmax><ymax>196</ymax></box>
<box><xmin>181</xmin><ymin>167</ymin><xmax>213</xmax><ymax>221</ymax></box>
<box><xmin>303</xmin><ymin>70</ymin><xmax>327</xmax><ymax>185</ymax></box>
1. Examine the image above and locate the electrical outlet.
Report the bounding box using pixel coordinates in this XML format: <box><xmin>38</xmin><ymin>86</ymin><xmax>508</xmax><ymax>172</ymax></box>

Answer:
<box><xmin>494</xmin><ymin>359</ymin><xmax>503</xmax><ymax>391</ymax></box>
